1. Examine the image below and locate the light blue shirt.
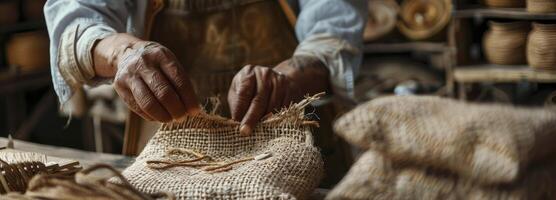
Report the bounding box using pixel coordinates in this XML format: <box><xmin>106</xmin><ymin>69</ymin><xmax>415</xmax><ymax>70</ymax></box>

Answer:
<box><xmin>44</xmin><ymin>0</ymin><xmax>367</xmax><ymax>104</ymax></box>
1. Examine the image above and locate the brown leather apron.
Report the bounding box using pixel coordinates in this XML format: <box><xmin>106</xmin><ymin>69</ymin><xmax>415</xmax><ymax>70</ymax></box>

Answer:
<box><xmin>124</xmin><ymin>0</ymin><xmax>297</xmax><ymax>155</ymax></box>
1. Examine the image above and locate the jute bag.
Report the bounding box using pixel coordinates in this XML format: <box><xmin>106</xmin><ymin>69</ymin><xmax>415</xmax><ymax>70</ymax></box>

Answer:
<box><xmin>121</xmin><ymin>95</ymin><xmax>324</xmax><ymax>199</ymax></box>
<box><xmin>327</xmin><ymin>150</ymin><xmax>556</xmax><ymax>200</ymax></box>
<box><xmin>334</xmin><ymin>95</ymin><xmax>556</xmax><ymax>184</ymax></box>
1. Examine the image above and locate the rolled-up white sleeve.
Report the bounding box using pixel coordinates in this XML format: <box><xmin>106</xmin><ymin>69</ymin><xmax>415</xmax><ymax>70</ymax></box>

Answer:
<box><xmin>45</xmin><ymin>0</ymin><xmax>141</xmax><ymax>104</ymax></box>
<box><xmin>294</xmin><ymin>0</ymin><xmax>367</xmax><ymax>98</ymax></box>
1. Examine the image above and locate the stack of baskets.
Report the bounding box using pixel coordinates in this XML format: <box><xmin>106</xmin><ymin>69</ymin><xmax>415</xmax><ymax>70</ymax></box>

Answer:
<box><xmin>481</xmin><ymin>21</ymin><xmax>556</xmax><ymax>71</ymax></box>
<box><xmin>483</xmin><ymin>21</ymin><xmax>529</xmax><ymax>65</ymax></box>
<box><xmin>363</xmin><ymin>0</ymin><xmax>452</xmax><ymax>42</ymax></box>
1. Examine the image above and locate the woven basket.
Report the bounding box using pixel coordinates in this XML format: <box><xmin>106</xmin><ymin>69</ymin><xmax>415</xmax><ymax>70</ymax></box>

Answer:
<box><xmin>484</xmin><ymin>0</ymin><xmax>526</xmax><ymax>7</ymax></box>
<box><xmin>397</xmin><ymin>0</ymin><xmax>452</xmax><ymax>40</ymax></box>
<box><xmin>6</xmin><ymin>31</ymin><xmax>50</xmax><ymax>72</ymax></box>
<box><xmin>527</xmin><ymin>23</ymin><xmax>556</xmax><ymax>71</ymax></box>
<box><xmin>121</xmin><ymin>95</ymin><xmax>324</xmax><ymax>199</ymax></box>
<box><xmin>527</xmin><ymin>0</ymin><xmax>556</xmax><ymax>13</ymax></box>
<box><xmin>483</xmin><ymin>21</ymin><xmax>529</xmax><ymax>65</ymax></box>
<box><xmin>363</xmin><ymin>0</ymin><xmax>399</xmax><ymax>42</ymax></box>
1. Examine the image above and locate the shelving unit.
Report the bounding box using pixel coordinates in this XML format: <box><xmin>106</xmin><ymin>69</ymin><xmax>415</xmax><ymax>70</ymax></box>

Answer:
<box><xmin>448</xmin><ymin>0</ymin><xmax>556</xmax><ymax>102</ymax></box>
<box><xmin>364</xmin><ymin>42</ymin><xmax>448</xmax><ymax>54</ymax></box>
<box><xmin>454</xmin><ymin>6</ymin><xmax>556</xmax><ymax>20</ymax></box>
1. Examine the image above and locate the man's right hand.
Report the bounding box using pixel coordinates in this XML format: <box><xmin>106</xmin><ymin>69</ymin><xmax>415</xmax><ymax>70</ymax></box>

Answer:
<box><xmin>93</xmin><ymin>33</ymin><xmax>200</xmax><ymax>122</ymax></box>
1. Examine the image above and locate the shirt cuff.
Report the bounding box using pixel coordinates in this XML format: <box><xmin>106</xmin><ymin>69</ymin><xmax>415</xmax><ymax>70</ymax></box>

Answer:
<box><xmin>57</xmin><ymin>23</ymin><xmax>115</xmax><ymax>92</ymax></box>
<box><xmin>293</xmin><ymin>33</ymin><xmax>361</xmax><ymax>98</ymax></box>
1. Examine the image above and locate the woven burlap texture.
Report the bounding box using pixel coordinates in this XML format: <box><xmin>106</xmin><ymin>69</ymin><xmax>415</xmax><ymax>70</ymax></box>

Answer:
<box><xmin>121</xmin><ymin>96</ymin><xmax>324</xmax><ymax>200</ymax></box>
<box><xmin>326</xmin><ymin>150</ymin><xmax>556</xmax><ymax>200</ymax></box>
<box><xmin>333</xmin><ymin>95</ymin><xmax>556</xmax><ymax>184</ymax></box>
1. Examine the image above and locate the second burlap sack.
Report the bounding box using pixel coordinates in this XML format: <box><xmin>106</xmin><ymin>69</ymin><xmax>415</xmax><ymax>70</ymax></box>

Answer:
<box><xmin>334</xmin><ymin>96</ymin><xmax>556</xmax><ymax>184</ymax></box>
<box><xmin>326</xmin><ymin>150</ymin><xmax>556</xmax><ymax>200</ymax></box>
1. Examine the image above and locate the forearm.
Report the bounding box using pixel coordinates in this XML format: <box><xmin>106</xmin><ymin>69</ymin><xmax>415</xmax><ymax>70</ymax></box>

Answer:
<box><xmin>295</xmin><ymin>0</ymin><xmax>367</xmax><ymax>98</ymax></box>
<box><xmin>45</xmin><ymin>0</ymin><xmax>132</xmax><ymax>104</ymax></box>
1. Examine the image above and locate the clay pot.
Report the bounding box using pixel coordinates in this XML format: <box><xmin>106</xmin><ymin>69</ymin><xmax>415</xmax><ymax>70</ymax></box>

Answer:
<box><xmin>6</xmin><ymin>31</ymin><xmax>50</xmax><ymax>72</ymax></box>
<box><xmin>24</xmin><ymin>0</ymin><xmax>46</xmax><ymax>20</ymax></box>
<box><xmin>527</xmin><ymin>23</ymin><xmax>556</xmax><ymax>71</ymax></box>
<box><xmin>398</xmin><ymin>0</ymin><xmax>452</xmax><ymax>40</ymax></box>
<box><xmin>483</xmin><ymin>21</ymin><xmax>529</xmax><ymax>65</ymax></box>
<box><xmin>527</xmin><ymin>0</ymin><xmax>556</xmax><ymax>13</ymax></box>
<box><xmin>0</xmin><ymin>1</ymin><xmax>19</xmax><ymax>25</ymax></box>
<box><xmin>484</xmin><ymin>0</ymin><xmax>525</xmax><ymax>8</ymax></box>
<box><xmin>363</xmin><ymin>0</ymin><xmax>399</xmax><ymax>42</ymax></box>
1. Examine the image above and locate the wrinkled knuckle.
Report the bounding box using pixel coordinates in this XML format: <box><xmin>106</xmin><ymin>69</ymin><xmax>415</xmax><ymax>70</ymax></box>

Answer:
<box><xmin>138</xmin><ymin>96</ymin><xmax>157</xmax><ymax>111</ymax></box>
<box><xmin>155</xmin><ymin>84</ymin><xmax>174</xmax><ymax>102</ymax></box>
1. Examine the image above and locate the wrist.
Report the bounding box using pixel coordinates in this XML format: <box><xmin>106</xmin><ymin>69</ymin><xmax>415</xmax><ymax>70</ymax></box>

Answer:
<box><xmin>274</xmin><ymin>56</ymin><xmax>329</xmax><ymax>98</ymax></box>
<box><xmin>92</xmin><ymin>33</ymin><xmax>143</xmax><ymax>78</ymax></box>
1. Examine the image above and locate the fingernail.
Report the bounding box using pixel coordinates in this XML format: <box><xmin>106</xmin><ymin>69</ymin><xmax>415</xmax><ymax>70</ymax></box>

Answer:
<box><xmin>239</xmin><ymin>125</ymin><xmax>252</xmax><ymax>136</ymax></box>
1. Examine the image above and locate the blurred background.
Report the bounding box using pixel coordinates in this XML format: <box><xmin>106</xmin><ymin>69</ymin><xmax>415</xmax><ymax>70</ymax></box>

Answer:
<box><xmin>1</xmin><ymin>0</ymin><xmax>556</xmax><ymax>155</ymax></box>
<box><xmin>0</xmin><ymin>0</ymin><xmax>126</xmax><ymax>153</ymax></box>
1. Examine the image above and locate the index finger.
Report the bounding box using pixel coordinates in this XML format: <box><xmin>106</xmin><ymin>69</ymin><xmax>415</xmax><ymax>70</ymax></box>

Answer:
<box><xmin>158</xmin><ymin>48</ymin><xmax>201</xmax><ymax>115</ymax></box>
<box><xmin>240</xmin><ymin>68</ymin><xmax>272</xmax><ymax>136</ymax></box>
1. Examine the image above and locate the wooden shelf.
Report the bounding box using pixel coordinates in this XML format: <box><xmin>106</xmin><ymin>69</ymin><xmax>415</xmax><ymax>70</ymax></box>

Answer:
<box><xmin>454</xmin><ymin>64</ymin><xmax>556</xmax><ymax>83</ymax></box>
<box><xmin>0</xmin><ymin>69</ymin><xmax>51</xmax><ymax>93</ymax></box>
<box><xmin>364</xmin><ymin>42</ymin><xmax>448</xmax><ymax>54</ymax></box>
<box><xmin>454</xmin><ymin>6</ymin><xmax>556</xmax><ymax>20</ymax></box>
<box><xmin>0</xmin><ymin>21</ymin><xmax>46</xmax><ymax>34</ymax></box>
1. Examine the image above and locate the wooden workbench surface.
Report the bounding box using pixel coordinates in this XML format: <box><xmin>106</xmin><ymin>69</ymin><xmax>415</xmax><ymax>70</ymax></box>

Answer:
<box><xmin>0</xmin><ymin>137</ymin><xmax>135</xmax><ymax>170</ymax></box>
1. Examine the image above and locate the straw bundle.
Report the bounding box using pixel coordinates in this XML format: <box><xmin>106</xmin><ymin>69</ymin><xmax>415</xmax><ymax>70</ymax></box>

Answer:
<box><xmin>363</xmin><ymin>0</ymin><xmax>399</xmax><ymax>42</ymax></box>
<box><xmin>527</xmin><ymin>23</ymin><xmax>556</xmax><ymax>71</ymax></box>
<box><xmin>484</xmin><ymin>0</ymin><xmax>526</xmax><ymax>7</ymax></box>
<box><xmin>3</xmin><ymin>164</ymin><xmax>174</xmax><ymax>200</ymax></box>
<box><xmin>0</xmin><ymin>151</ymin><xmax>81</xmax><ymax>194</ymax></box>
<box><xmin>483</xmin><ymin>21</ymin><xmax>529</xmax><ymax>65</ymax></box>
<box><xmin>397</xmin><ymin>0</ymin><xmax>452</xmax><ymax>40</ymax></box>
<box><xmin>527</xmin><ymin>0</ymin><xmax>556</xmax><ymax>13</ymax></box>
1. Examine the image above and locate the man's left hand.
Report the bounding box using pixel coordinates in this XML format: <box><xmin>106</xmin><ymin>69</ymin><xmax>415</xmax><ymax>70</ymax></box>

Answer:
<box><xmin>228</xmin><ymin>56</ymin><xmax>329</xmax><ymax>136</ymax></box>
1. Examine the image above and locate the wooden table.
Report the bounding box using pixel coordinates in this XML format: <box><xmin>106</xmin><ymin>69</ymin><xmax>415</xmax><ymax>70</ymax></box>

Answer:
<box><xmin>0</xmin><ymin>137</ymin><xmax>135</xmax><ymax>170</ymax></box>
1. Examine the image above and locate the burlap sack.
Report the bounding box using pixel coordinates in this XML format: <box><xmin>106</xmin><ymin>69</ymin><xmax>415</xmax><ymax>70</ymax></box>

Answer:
<box><xmin>326</xmin><ymin>150</ymin><xmax>556</xmax><ymax>200</ymax></box>
<box><xmin>334</xmin><ymin>96</ymin><xmax>556</xmax><ymax>184</ymax></box>
<box><xmin>121</xmin><ymin>97</ymin><xmax>324</xmax><ymax>199</ymax></box>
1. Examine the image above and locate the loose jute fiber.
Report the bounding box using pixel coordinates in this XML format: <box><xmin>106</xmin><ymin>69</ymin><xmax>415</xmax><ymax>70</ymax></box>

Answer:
<box><xmin>333</xmin><ymin>95</ymin><xmax>556</xmax><ymax>185</ymax></box>
<box><xmin>120</xmin><ymin>94</ymin><xmax>324</xmax><ymax>199</ymax></box>
<box><xmin>3</xmin><ymin>164</ymin><xmax>173</xmax><ymax>200</ymax></box>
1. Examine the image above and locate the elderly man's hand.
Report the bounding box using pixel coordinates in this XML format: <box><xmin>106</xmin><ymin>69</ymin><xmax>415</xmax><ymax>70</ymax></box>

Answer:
<box><xmin>228</xmin><ymin>56</ymin><xmax>329</xmax><ymax>136</ymax></box>
<box><xmin>93</xmin><ymin>34</ymin><xmax>200</xmax><ymax>122</ymax></box>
